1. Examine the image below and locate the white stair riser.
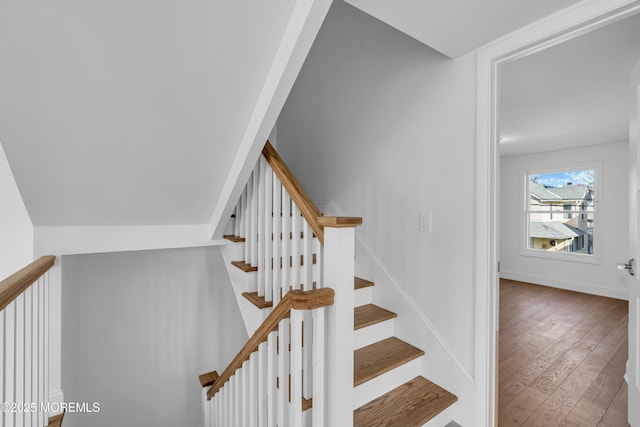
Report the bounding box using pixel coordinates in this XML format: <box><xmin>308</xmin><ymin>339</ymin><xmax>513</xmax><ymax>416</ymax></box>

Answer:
<box><xmin>354</xmin><ymin>319</ymin><xmax>394</xmax><ymax>350</ymax></box>
<box><xmin>354</xmin><ymin>286</ymin><xmax>372</xmax><ymax>306</ymax></box>
<box><xmin>353</xmin><ymin>357</ymin><xmax>422</xmax><ymax>409</ymax></box>
<box><xmin>420</xmin><ymin>405</ymin><xmax>456</xmax><ymax>427</ymax></box>
<box><xmin>224</xmin><ymin>240</ymin><xmax>245</xmax><ymax>261</ymax></box>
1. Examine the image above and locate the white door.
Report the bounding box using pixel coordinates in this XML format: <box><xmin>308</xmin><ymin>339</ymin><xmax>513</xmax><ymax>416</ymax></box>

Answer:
<box><xmin>629</xmin><ymin>61</ymin><xmax>640</xmax><ymax>427</ymax></box>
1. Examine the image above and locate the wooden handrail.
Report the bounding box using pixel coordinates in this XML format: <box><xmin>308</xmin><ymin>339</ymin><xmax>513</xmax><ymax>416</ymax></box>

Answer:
<box><xmin>0</xmin><ymin>256</ymin><xmax>56</xmax><ymax>312</ymax></box>
<box><xmin>206</xmin><ymin>287</ymin><xmax>334</xmax><ymax>400</ymax></box>
<box><xmin>262</xmin><ymin>141</ymin><xmax>325</xmax><ymax>244</ymax></box>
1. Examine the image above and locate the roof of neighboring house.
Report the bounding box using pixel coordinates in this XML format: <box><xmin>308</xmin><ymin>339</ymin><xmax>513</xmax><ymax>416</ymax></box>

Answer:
<box><xmin>530</xmin><ymin>221</ymin><xmax>587</xmax><ymax>239</ymax></box>
<box><xmin>530</xmin><ymin>182</ymin><xmax>591</xmax><ymax>202</ymax></box>
<box><xmin>530</xmin><ymin>182</ymin><xmax>561</xmax><ymax>201</ymax></box>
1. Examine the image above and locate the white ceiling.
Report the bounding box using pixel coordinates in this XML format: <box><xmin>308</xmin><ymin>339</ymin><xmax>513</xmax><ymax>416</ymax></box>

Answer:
<box><xmin>499</xmin><ymin>12</ymin><xmax>640</xmax><ymax>158</ymax></box>
<box><xmin>343</xmin><ymin>0</ymin><xmax>582</xmax><ymax>58</ymax></box>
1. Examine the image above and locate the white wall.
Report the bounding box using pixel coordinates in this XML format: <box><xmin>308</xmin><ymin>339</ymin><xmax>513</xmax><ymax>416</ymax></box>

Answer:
<box><xmin>0</xmin><ymin>142</ymin><xmax>33</xmax><ymax>280</ymax></box>
<box><xmin>61</xmin><ymin>247</ymin><xmax>247</xmax><ymax>427</ymax></box>
<box><xmin>500</xmin><ymin>142</ymin><xmax>629</xmax><ymax>299</ymax></box>
<box><xmin>277</xmin><ymin>0</ymin><xmax>477</xmax><ymax>375</ymax></box>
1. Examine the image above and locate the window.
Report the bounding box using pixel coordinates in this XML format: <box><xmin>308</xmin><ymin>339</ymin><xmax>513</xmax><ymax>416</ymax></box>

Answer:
<box><xmin>525</xmin><ymin>167</ymin><xmax>597</xmax><ymax>261</ymax></box>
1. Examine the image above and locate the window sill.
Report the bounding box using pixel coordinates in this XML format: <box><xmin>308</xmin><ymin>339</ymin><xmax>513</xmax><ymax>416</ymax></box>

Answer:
<box><xmin>519</xmin><ymin>249</ymin><xmax>601</xmax><ymax>265</ymax></box>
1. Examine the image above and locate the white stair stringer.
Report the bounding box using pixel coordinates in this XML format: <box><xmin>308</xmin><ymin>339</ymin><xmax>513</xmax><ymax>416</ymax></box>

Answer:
<box><xmin>220</xmin><ymin>240</ymin><xmax>271</xmax><ymax>336</ymax></box>
<box><xmin>353</xmin><ymin>356</ymin><xmax>422</xmax><ymax>409</ymax></box>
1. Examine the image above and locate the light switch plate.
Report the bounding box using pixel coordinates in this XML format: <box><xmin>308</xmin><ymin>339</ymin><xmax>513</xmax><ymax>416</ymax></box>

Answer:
<box><xmin>419</xmin><ymin>212</ymin><xmax>431</xmax><ymax>232</ymax></box>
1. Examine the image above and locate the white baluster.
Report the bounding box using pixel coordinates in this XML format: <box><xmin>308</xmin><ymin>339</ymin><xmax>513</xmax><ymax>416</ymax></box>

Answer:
<box><xmin>225</xmin><ymin>384</ymin><xmax>231</xmax><ymax>427</ymax></box>
<box><xmin>314</xmin><ymin>239</ymin><xmax>323</xmax><ymax>289</ymax></box>
<box><xmin>242</xmin><ymin>360</ymin><xmax>251</xmax><ymax>426</ymax></box>
<box><xmin>202</xmin><ymin>389</ymin><xmax>210</xmax><ymax>427</ymax></box>
<box><xmin>282</xmin><ymin>192</ymin><xmax>291</xmax><ymax>295</ymax></box>
<box><xmin>225</xmin><ymin>388</ymin><xmax>230</xmax><ymax>427</ymax></box>
<box><xmin>237</xmin><ymin>374</ymin><xmax>242</xmax><ymax>427</ymax></box>
<box><xmin>249</xmin><ymin>352</ymin><xmax>258</xmax><ymax>426</ymax></box>
<box><xmin>243</xmin><ymin>184</ymin><xmax>250</xmax><ymax>260</ymax></box>
<box><xmin>44</xmin><ymin>274</ymin><xmax>50</xmax><ymax>418</ymax></box>
<box><xmin>215</xmin><ymin>389</ymin><xmax>219</xmax><ymax>427</ymax></box>
<box><xmin>229</xmin><ymin>377</ymin><xmax>235</xmax><ymax>427</ymax></box>
<box><xmin>265</xmin><ymin>162</ymin><xmax>273</xmax><ymax>303</ymax></box>
<box><xmin>273</xmin><ymin>179</ymin><xmax>283</xmax><ymax>304</ymax></box>
<box><xmin>240</xmin><ymin>185</ymin><xmax>248</xmax><ymax>239</ymax></box>
<box><xmin>229</xmin><ymin>382</ymin><xmax>234</xmax><ymax>427</ymax></box>
<box><xmin>258</xmin><ymin>158</ymin><xmax>266</xmax><ymax>298</ymax></box>
<box><xmin>302</xmin><ymin>221</ymin><xmax>314</xmax><ymax>290</ymax></box>
<box><xmin>291</xmin><ymin>205</ymin><xmax>301</xmax><ymax>290</ymax></box>
<box><xmin>24</xmin><ymin>287</ymin><xmax>33</xmax><ymax>427</ymax></box>
<box><xmin>312</xmin><ymin>308</ymin><xmax>326</xmax><ymax>427</ymax></box>
<box><xmin>0</xmin><ymin>307</ymin><xmax>4</xmax><ymax>422</ymax></box>
<box><xmin>251</xmin><ymin>166</ymin><xmax>259</xmax><ymax>268</ymax></box>
<box><xmin>267</xmin><ymin>331</ymin><xmax>277</xmax><ymax>427</ymax></box>
<box><xmin>291</xmin><ymin>309</ymin><xmax>304</xmax><ymax>427</ymax></box>
<box><xmin>234</xmin><ymin>199</ymin><xmax>241</xmax><ymax>238</ymax></box>
<box><xmin>277</xmin><ymin>318</ymin><xmax>289</xmax><ymax>427</ymax></box>
<box><xmin>16</xmin><ymin>293</ymin><xmax>25</xmax><ymax>427</ymax></box>
<box><xmin>229</xmin><ymin>378</ymin><xmax>235</xmax><ymax>427</ymax></box>
<box><xmin>303</xmin><ymin>311</ymin><xmax>313</xmax><ymax>400</ymax></box>
<box><xmin>247</xmin><ymin>172</ymin><xmax>254</xmax><ymax>263</ymax></box>
<box><xmin>5</xmin><ymin>301</ymin><xmax>15</xmax><ymax>426</ymax></box>
<box><xmin>258</xmin><ymin>341</ymin><xmax>267</xmax><ymax>427</ymax></box>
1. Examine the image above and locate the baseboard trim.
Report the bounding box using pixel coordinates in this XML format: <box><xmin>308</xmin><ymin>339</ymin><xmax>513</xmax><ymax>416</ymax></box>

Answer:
<box><xmin>500</xmin><ymin>271</ymin><xmax>628</xmax><ymax>300</ymax></box>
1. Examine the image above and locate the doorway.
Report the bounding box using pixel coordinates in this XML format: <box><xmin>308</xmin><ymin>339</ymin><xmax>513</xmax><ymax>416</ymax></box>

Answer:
<box><xmin>474</xmin><ymin>2</ymin><xmax>640</xmax><ymax>425</ymax></box>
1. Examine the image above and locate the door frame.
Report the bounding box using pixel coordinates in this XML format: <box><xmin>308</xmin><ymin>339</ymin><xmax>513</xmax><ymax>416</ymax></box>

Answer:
<box><xmin>474</xmin><ymin>0</ymin><xmax>640</xmax><ymax>425</ymax></box>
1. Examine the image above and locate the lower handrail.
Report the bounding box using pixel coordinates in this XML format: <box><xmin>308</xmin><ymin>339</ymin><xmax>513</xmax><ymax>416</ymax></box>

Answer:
<box><xmin>206</xmin><ymin>287</ymin><xmax>334</xmax><ymax>400</ymax></box>
<box><xmin>0</xmin><ymin>256</ymin><xmax>55</xmax><ymax>311</ymax></box>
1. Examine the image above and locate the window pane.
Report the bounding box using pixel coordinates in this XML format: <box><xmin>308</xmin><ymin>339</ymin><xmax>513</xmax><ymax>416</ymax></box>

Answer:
<box><xmin>527</xmin><ymin>170</ymin><xmax>595</xmax><ymax>255</ymax></box>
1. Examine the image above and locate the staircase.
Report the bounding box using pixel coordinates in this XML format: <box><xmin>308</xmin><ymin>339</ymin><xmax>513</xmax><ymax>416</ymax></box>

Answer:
<box><xmin>202</xmin><ymin>141</ymin><xmax>458</xmax><ymax>426</ymax></box>
<box><xmin>228</xmin><ymin>253</ymin><xmax>458</xmax><ymax>426</ymax></box>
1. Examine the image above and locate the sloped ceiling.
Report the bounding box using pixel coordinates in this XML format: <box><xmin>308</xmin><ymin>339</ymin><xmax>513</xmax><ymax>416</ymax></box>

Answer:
<box><xmin>500</xmin><ymin>12</ymin><xmax>640</xmax><ymax>157</ymax></box>
<box><xmin>0</xmin><ymin>0</ymin><xmax>295</xmax><ymax>226</ymax></box>
<box><xmin>343</xmin><ymin>0</ymin><xmax>582</xmax><ymax>58</ymax></box>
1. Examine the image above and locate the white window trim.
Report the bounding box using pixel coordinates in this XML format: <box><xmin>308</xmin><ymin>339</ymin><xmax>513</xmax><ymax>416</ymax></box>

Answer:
<box><xmin>520</xmin><ymin>161</ymin><xmax>602</xmax><ymax>265</ymax></box>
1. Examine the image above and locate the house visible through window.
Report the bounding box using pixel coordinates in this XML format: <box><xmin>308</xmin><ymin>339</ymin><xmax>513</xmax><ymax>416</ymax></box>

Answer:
<box><xmin>526</xmin><ymin>168</ymin><xmax>596</xmax><ymax>257</ymax></box>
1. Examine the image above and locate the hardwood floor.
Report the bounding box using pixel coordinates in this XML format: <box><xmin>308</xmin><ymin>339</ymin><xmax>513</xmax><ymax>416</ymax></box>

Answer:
<box><xmin>498</xmin><ymin>279</ymin><xmax>629</xmax><ymax>427</ymax></box>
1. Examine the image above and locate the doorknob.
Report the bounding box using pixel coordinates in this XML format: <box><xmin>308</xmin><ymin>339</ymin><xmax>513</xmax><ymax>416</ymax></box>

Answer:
<box><xmin>617</xmin><ymin>258</ymin><xmax>635</xmax><ymax>276</ymax></box>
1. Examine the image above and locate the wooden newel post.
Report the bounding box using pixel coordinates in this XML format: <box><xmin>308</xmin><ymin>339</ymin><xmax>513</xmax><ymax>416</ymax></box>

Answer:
<box><xmin>318</xmin><ymin>216</ymin><xmax>362</xmax><ymax>426</ymax></box>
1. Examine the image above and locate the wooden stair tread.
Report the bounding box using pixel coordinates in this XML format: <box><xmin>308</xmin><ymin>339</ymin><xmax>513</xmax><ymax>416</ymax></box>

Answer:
<box><xmin>242</xmin><ymin>291</ymin><xmax>273</xmax><ymax>309</ymax></box>
<box><xmin>354</xmin><ymin>376</ymin><xmax>458</xmax><ymax>427</ymax></box>
<box><xmin>354</xmin><ymin>304</ymin><xmax>397</xmax><ymax>330</ymax></box>
<box><xmin>354</xmin><ymin>276</ymin><xmax>374</xmax><ymax>289</ymax></box>
<box><xmin>354</xmin><ymin>337</ymin><xmax>424</xmax><ymax>387</ymax></box>
<box><xmin>223</xmin><ymin>235</ymin><xmax>246</xmax><ymax>243</ymax></box>
<box><xmin>48</xmin><ymin>411</ymin><xmax>65</xmax><ymax>427</ymax></box>
<box><xmin>198</xmin><ymin>370</ymin><xmax>219</xmax><ymax>388</ymax></box>
<box><xmin>231</xmin><ymin>260</ymin><xmax>257</xmax><ymax>272</ymax></box>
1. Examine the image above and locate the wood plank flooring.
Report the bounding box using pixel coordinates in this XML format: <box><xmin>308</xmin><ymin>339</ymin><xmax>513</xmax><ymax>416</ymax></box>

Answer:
<box><xmin>498</xmin><ymin>279</ymin><xmax>629</xmax><ymax>427</ymax></box>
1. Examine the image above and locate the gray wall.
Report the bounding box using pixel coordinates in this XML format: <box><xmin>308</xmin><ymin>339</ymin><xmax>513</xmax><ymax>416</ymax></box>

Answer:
<box><xmin>277</xmin><ymin>0</ymin><xmax>477</xmax><ymax>373</ymax></box>
<box><xmin>61</xmin><ymin>246</ymin><xmax>246</xmax><ymax>427</ymax></box>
